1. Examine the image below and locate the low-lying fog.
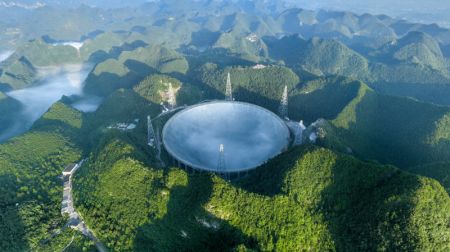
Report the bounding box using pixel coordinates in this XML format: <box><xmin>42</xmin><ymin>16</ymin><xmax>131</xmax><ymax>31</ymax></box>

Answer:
<box><xmin>0</xmin><ymin>50</ymin><xmax>14</xmax><ymax>62</ymax></box>
<box><xmin>0</xmin><ymin>64</ymin><xmax>102</xmax><ymax>142</ymax></box>
<box><xmin>52</xmin><ymin>42</ymin><xmax>84</xmax><ymax>52</ymax></box>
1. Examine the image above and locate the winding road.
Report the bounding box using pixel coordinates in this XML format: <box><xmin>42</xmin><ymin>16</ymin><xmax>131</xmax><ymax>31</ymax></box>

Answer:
<box><xmin>62</xmin><ymin>160</ymin><xmax>108</xmax><ymax>252</ymax></box>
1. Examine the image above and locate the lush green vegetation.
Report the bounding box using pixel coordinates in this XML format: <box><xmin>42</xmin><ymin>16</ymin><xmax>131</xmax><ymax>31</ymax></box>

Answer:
<box><xmin>0</xmin><ymin>92</ymin><xmax>23</xmax><ymax>133</ymax></box>
<box><xmin>36</xmin><ymin>229</ymin><xmax>96</xmax><ymax>252</ymax></box>
<box><xmin>133</xmin><ymin>74</ymin><xmax>203</xmax><ymax>107</ymax></box>
<box><xmin>410</xmin><ymin>162</ymin><xmax>450</xmax><ymax>194</ymax></box>
<box><xmin>196</xmin><ymin>64</ymin><xmax>300</xmax><ymax>112</ymax></box>
<box><xmin>12</xmin><ymin>39</ymin><xmax>81</xmax><ymax>67</ymax></box>
<box><xmin>84</xmin><ymin>45</ymin><xmax>189</xmax><ymax>96</ymax></box>
<box><xmin>265</xmin><ymin>34</ymin><xmax>450</xmax><ymax>106</ymax></box>
<box><xmin>133</xmin><ymin>74</ymin><xmax>181</xmax><ymax>104</ymax></box>
<box><xmin>0</xmin><ymin>39</ymin><xmax>83</xmax><ymax>90</ymax></box>
<box><xmin>283</xmin><ymin>75</ymin><xmax>450</xmax><ymax>170</ymax></box>
<box><xmin>0</xmin><ymin>56</ymin><xmax>37</xmax><ymax>90</ymax></box>
<box><xmin>0</xmin><ymin>102</ymin><xmax>84</xmax><ymax>251</ymax></box>
<box><xmin>266</xmin><ymin>35</ymin><xmax>371</xmax><ymax>80</ymax></box>
<box><xmin>73</xmin><ymin>128</ymin><xmax>450</xmax><ymax>251</ymax></box>
<box><xmin>329</xmin><ymin>79</ymin><xmax>450</xmax><ymax>168</ymax></box>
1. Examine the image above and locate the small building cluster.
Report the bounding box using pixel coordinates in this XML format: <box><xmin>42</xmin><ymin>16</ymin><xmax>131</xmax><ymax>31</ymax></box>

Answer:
<box><xmin>252</xmin><ymin>64</ymin><xmax>267</xmax><ymax>69</ymax></box>
<box><xmin>246</xmin><ymin>33</ymin><xmax>259</xmax><ymax>43</ymax></box>
<box><xmin>107</xmin><ymin>119</ymin><xmax>139</xmax><ymax>131</ymax></box>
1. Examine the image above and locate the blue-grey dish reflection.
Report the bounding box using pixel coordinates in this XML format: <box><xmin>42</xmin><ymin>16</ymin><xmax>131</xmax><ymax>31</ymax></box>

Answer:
<box><xmin>162</xmin><ymin>101</ymin><xmax>290</xmax><ymax>172</ymax></box>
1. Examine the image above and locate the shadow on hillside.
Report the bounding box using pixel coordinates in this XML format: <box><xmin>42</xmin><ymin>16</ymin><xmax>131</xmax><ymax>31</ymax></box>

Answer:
<box><xmin>183</xmin><ymin>48</ymin><xmax>257</xmax><ymax>67</ymax></box>
<box><xmin>335</xmin><ymin>88</ymin><xmax>450</xmax><ymax>169</ymax></box>
<box><xmin>84</xmin><ymin>60</ymin><xmax>158</xmax><ymax>96</ymax></box>
<box><xmin>370</xmin><ymin>81</ymin><xmax>450</xmax><ymax>107</ymax></box>
<box><xmin>289</xmin><ymin>77</ymin><xmax>361</xmax><ymax>124</ymax></box>
<box><xmin>79</xmin><ymin>88</ymin><xmax>162</xmax><ymax>160</ymax></box>
<box><xmin>233</xmin><ymin>147</ymin><xmax>310</xmax><ymax>197</ymax></box>
<box><xmin>318</xmin><ymin>155</ymin><xmax>422</xmax><ymax>250</ymax></box>
<box><xmin>234</xmin><ymin>86</ymin><xmax>279</xmax><ymax>113</ymax></box>
<box><xmin>87</xmin><ymin>40</ymin><xmax>149</xmax><ymax>63</ymax></box>
<box><xmin>0</xmin><ymin>174</ymin><xmax>28</xmax><ymax>251</ymax></box>
<box><xmin>0</xmin><ymin>83</ymin><xmax>12</xmax><ymax>92</ymax></box>
<box><xmin>32</xmin><ymin>118</ymin><xmax>82</xmax><ymax>143</ymax></box>
<box><xmin>110</xmin><ymin>40</ymin><xmax>149</xmax><ymax>58</ymax></box>
<box><xmin>190</xmin><ymin>29</ymin><xmax>221</xmax><ymax>48</ymax></box>
<box><xmin>133</xmin><ymin>173</ymin><xmax>255</xmax><ymax>251</ymax></box>
<box><xmin>123</xmin><ymin>59</ymin><xmax>158</xmax><ymax>77</ymax></box>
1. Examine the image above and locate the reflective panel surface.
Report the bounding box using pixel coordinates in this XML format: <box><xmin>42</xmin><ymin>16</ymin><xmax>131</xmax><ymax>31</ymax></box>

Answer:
<box><xmin>163</xmin><ymin>101</ymin><xmax>290</xmax><ymax>172</ymax></box>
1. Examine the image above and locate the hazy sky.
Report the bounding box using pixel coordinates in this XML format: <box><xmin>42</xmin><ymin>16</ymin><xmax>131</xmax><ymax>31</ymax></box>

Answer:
<box><xmin>291</xmin><ymin>0</ymin><xmax>450</xmax><ymax>27</ymax></box>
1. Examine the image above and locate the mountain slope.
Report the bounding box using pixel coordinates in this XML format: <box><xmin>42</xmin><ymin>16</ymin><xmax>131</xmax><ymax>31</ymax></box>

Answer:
<box><xmin>266</xmin><ymin>35</ymin><xmax>371</xmax><ymax>80</ymax></box>
<box><xmin>72</xmin><ymin>129</ymin><xmax>450</xmax><ymax>251</ymax></box>
<box><xmin>372</xmin><ymin>31</ymin><xmax>447</xmax><ymax>71</ymax></box>
<box><xmin>0</xmin><ymin>91</ymin><xmax>23</xmax><ymax>133</ymax></box>
<box><xmin>287</xmin><ymin>76</ymin><xmax>450</xmax><ymax>169</ymax></box>
<box><xmin>0</xmin><ymin>39</ymin><xmax>82</xmax><ymax>90</ymax></box>
<box><xmin>196</xmin><ymin>64</ymin><xmax>300</xmax><ymax>112</ymax></box>
<box><xmin>0</xmin><ymin>56</ymin><xmax>37</xmax><ymax>90</ymax></box>
<box><xmin>0</xmin><ymin>101</ymin><xmax>95</xmax><ymax>251</ymax></box>
<box><xmin>84</xmin><ymin>45</ymin><xmax>189</xmax><ymax>96</ymax></box>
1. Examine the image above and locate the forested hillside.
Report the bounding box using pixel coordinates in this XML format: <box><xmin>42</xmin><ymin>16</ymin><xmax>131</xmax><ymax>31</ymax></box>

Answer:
<box><xmin>0</xmin><ymin>92</ymin><xmax>22</xmax><ymax>132</ymax></box>
<box><xmin>84</xmin><ymin>45</ymin><xmax>189</xmax><ymax>96</ymax></box>
<box><xmin>73</xmin><ymin>131</ymin><xmax>450</xmax><ymax>251</ymax></box>
<box><xmin>0</xmin><ymin>102</ymin><xmax>95</xmax><ymax>251</ymax></box>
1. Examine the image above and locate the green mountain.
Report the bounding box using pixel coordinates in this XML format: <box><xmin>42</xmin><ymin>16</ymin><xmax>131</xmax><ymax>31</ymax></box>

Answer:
<box><xmin>196</xmin><ymin>64</ymin><xmax>300</xmax><ymax>111</ymax></box>
<box><xmin>12</xmin><ymin>39</ymin><xmax>81</xmax><ymax>67</ymax></box>
<box><xmin>410</xmin><ymin>162</ymin><xmax>450</xmax><ymax>195</ymax></box>
<box><xmin>0</xmin><ymin>56</ymin><xmax>37</xmax><ymax>90</ymax></box>
<box><xmin>264</xmin><ymin>34</ymin><xmax>450</xmax><ymax>105</ymax></box>
<box><xmin>331</xmin><ymin>80</ymin><xmax>450</xmax><ymax>168</ymax></box>
<box><xmin>285</xmin><ymin>76</ymin><xmax>450</xmax><ymax>170</ymax></box>
<box><xmin>0</xmin><ymin>39</ymin><xmax>81</xmax><ymax>90</ymax></box>
<box><xmin>372</xmin><ymin>31</ymin><xmax>447</xmax><ymax>71</ymax></box>
<box><xmin>0</xmin><ymin>101</ymin><xmax>95</xmax><ymax>251</ymax></box>
<box><xmin>72</xmin><ymin>131</ymin><xmax>450</xmax><ymax>251</ymax></box>
<box><xmin>0</xmin><ymin>91</ymin><xmax>22</xmax><ymax>133</ymax></box>
<box><xmin>133</xmin><ymin>74</ymin><xmax>203</xmax><ymax>106</ymax></box>
<box><xmin>266</xmin><ymin>35</ymin><xmax>371</xmax><ymax>80</ymax></box>
<box><xmin>84</xmin><ymin>45</ymin><xmax>189</xmax><ymax>96</ymax></box>
<box><xmin>213</xmin><ymin>32</ymin><xmax>269</xmax><ymax>61</ymax></box>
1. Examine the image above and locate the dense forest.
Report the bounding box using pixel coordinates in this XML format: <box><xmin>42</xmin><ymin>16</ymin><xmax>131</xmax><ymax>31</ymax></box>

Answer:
<box><xmin>0</xmin><ymin>102</ymin><xmax>95</xmax><ymax>251</ymax></box>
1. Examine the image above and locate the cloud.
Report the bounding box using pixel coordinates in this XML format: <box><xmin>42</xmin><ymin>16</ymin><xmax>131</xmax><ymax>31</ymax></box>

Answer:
<box><xmin>0</xmin><ymin>50</ymin><xmax>14</xmax><ymax>63</ymax></box>
<box><xmin>0</xmin><ymin>63</ymin><xmax>96</xmax><ymax>142</ymax></box>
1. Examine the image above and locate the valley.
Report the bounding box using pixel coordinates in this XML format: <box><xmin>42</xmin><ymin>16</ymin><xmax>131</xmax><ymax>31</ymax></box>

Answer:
<box><xmin>0</xmin><ymin>63</ymin><xmax>97</xmax><ymax>142</ymax></box>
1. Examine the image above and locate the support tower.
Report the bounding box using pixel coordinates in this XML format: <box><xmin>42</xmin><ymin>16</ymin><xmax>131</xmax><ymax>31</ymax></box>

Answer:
<box><xmin>293</xmin><ymin>120</ymin><xmax>306</xmax><ymax>146</ymax></box>
<box><xmin>218</xmin><ymin>144</ymin><xmax>226</xmax><ymax>173</ymax></box>
<box><xmin>147</xmin><ymin>115</ymin><xmax>156</xmax><ymax>147</ymax></box>
<box><xmin>225</xmin><ymin>72</ymin><xmax>233</xmax><ymax>101</ymax></box>
<box><xmin>278</xmin><ymin>85</ymin><xmax>288</xmax><ymax>119</ymax></box>
<box><xmin>168</xmin><ymin>83</ymin><xmax>177</xmax><ymax>109</ymax></box>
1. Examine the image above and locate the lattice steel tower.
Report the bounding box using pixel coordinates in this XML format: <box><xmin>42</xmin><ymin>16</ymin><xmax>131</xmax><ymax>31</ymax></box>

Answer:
<box><xmin>168</xmin><ymin>83</ymin><xmax>177</xmax><ymax>109</ymax></box>
<box><xmin>279</xmin><ymin>85</ymin><xmax>288</xmax><ymax>119</ymax></box>
<box><xmin>225</xmin><ymin>72</ymin><xmax>233</xmax><ymax>101</ymax></box>
<box><xmin>293</xmin><ymin>120</ymin><xmax>306</xmax><ymax>146</ymax></box>
<box><xmin>147</xmin><ymin>115</ymin><xmax>156</xmax><ymax>147</ymax></box>
<box><xmin>218</xmin><ymin>144</ymin><xmax>226</xmax><ymax>173</ymax></box>
<box><xmin>155</xmin><ymin>126</ymin><xmax>162</xmax><ymax>155</ymax></box>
